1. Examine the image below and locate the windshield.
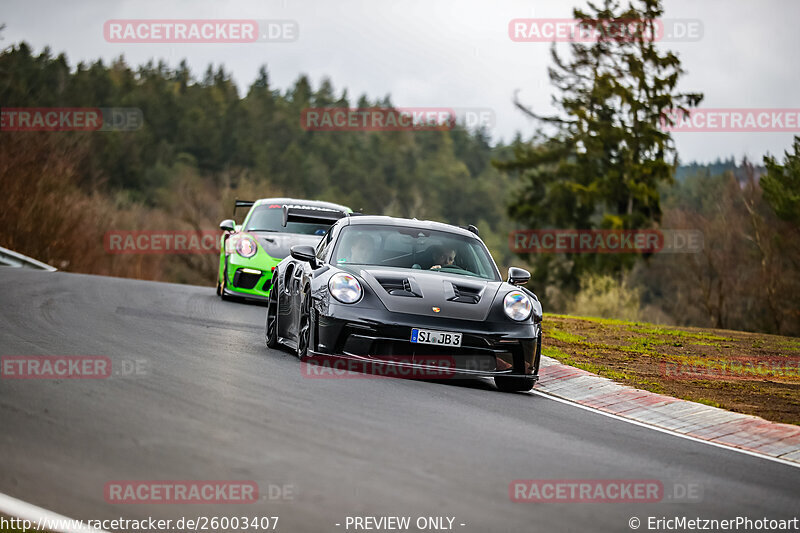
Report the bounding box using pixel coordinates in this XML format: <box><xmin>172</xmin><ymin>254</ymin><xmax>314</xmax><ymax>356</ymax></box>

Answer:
<box><xmin>244</xmin><ymin>205</ymin><xmax>331</xmax><ymax>235</ymax></box>
<box><xmin>332</xmin><ymin>225</ymin><xmax>500</xmax><ymax>281</ymax></box>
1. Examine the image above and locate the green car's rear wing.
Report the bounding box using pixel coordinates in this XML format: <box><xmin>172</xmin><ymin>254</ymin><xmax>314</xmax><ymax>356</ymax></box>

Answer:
<box><xmin>282</xmin><ymin>205</ymin><xmax>348</xmax><ymax>227</ymax></box>
<box><xmin>233</xmin><ymin>199</ymin><xmax>255</xmax><ymax>215</ymax></box>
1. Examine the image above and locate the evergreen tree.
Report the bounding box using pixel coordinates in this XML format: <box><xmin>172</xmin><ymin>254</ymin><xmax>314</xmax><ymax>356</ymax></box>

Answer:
<box><xmin>762</xmin><ymin>136</ymin><xmax>800</xmax><ymax>226</ymax></box>
<box><xmin>496</xmin><ymin>0</ymin><xmax>702</xmax><ymax>283</ymax></box>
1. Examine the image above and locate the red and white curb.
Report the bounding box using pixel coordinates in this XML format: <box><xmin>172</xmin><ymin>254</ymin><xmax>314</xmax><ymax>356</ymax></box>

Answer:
<box><xmin>534</xmin><ymin>356</ymin><xmax>800</xmax><ymax>466</ymax></box>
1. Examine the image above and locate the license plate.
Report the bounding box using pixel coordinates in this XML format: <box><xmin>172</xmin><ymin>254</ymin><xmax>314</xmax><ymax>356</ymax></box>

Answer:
<box><xmin>410</xmin><ymin>328</ymin><xmax>462</xmax><ymax>347</ymax></box>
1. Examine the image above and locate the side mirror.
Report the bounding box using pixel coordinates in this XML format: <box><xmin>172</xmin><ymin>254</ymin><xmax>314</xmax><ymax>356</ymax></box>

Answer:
<box><xmin>291</xmin><ymin>245</ymin><xmax>318</xmax><ymax>268</ymax></box>
<box><xmin>508</xmin><ymin>267</ymin><xmax>530</xmax><ymax>286</ymax></box>
<box><xmin>219</xmin><ymin>219</ymin><xmax>236</xmax><ymax>232</ymax></box>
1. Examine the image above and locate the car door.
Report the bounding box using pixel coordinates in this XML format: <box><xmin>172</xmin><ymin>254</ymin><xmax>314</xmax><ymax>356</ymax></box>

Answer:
<box><xmin>288</xmin><ymin>261</ymin><xmax>306</xmax><ymax>344</ymax></box>
<box><xmin>277</xmin><ymin>261</ymin><xmax>296</xmax><ymax>341</ymax></box>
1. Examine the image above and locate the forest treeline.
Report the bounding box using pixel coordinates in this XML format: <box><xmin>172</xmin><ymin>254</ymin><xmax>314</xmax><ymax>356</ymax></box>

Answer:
<box><xmin>1</xmin><ymin>39</ymin><xmax>798</xmax><ymax>335</ymax></box>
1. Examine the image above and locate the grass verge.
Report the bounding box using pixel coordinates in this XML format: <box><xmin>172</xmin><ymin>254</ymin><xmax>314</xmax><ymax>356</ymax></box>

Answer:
<box><xmin>542</xmin><ymin>314</ymin><xmax>800</xmax><ymax>425</ymax></box>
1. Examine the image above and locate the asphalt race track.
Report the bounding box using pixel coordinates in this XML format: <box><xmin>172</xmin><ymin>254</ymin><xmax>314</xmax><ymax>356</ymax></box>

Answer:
<box><xmin>1</xmin><ymin>269</ymin><xmax>798</xmax><ymax>532</ymax></box>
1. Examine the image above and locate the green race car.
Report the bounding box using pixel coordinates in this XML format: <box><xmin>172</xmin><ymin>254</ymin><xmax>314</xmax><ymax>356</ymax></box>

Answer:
<box><xmin>217</xmin><ymin>198</ymin><xmax>352</xmax><ymax>302</ymax></box>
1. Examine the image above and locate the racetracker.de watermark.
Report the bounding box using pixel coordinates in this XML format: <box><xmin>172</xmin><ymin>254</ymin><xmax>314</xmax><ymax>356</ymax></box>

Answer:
<box><xmin>1</xmin><ymin>356</ymin><xmax>148</xmax><ymax>379</ymax></box>
<box><xmin>509</xmin><ymin>229</ymin><xmax>703</xmax><ymax>254</ymax></box>
<box><xmin>104</xmin><ymin>481</ymin><xmax>259</xmax><ymax>504</ymax></box>
<box><xmin>660</xmin><ymin>108</ymin><xmax>800</xmax><ymax>132</ymax></box>
<box><xmin>301</xmin><ymin>107</ymin><xmax>497</xmax><ymax>132</ymax></box>
<box><xmin>508</xmin><ymin>18</ymin><xmax>703</xmax><ymax>43</ymax></box>
<box><xmin>104</xmin><ymin>230</ymin><xmax>220</xmax><ymax>254</ymax></box>
<box><xmin>301</xmin><ymin>108</ymin><xmax>455</xmax><ymax>132</ymax></box>
<box><xmin>1</xmin><ymin>108</ymin><xmax>143</xmax><ymax>132</ymax></box>
<box><xmin>661</xmin><ymin>357</ymin><xmax>800</xmax><ymax>381</ymax></box>
<box><xmin>301</xmin><ymin>355</ymin><xmax>475</xmax><ymax>379</ymax></box>
<box><xmin>104</xmin><ymin>19</ymin><xmax>298</xmax><ymax>43</ymax></box>
<box><xmin>510</xmin><ymin>480</ymin><xmax>703</xmax><ymax>503</ymax></box>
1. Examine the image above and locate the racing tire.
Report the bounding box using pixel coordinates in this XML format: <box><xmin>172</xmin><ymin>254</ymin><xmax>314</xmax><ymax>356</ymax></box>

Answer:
<box><xmin>265</xmin><ymin>278</ymin><xmax>279</xmax><ymax>349</ymax></box>
<box><xmin>296</xmin><ymin>287</ymin><xmax>312</xmax><ymax>361</ymax></box>
<box><xmin>220</xmin><ymin>279</ymin><xmax>233</xmax><ymax>301</ymax></box>
<box><xmin>494</xmin><ymin>376</ymin><xmax>534</xmax><ymax>393</ymax></box>
<box><xmin>220</xmin><ymin>259</ymin><xmax>234</xmax><ymax>301</ymax></box>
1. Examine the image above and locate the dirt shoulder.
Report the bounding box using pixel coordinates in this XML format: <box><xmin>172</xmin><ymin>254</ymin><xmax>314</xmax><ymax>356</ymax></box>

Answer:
<box><xmin>541</xmin><ymin>314</ymin><xmax>800</xmax><ymax>425</ymax></box>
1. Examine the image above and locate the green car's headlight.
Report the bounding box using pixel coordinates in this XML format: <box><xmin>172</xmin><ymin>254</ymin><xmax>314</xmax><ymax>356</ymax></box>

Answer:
<box><xmin>236</xmin><ymin>235</ymin><xmax>258</xmax><ymax>258</ymax></box>
<box><xmin>503</xmin><ymin>291</ymin><xmax>532</xmax><ymax>321</ymax></box>
<box><xmin>328</xmin><ymin>273</ymin><xmax>363</xmax><ymax>304</ymax></box>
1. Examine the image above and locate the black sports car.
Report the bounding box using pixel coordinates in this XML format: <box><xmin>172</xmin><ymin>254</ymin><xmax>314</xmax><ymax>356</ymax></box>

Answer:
<box><xmin>265</xmin><ymin>215</ymin><xmax>543</xmax><ymax>392</ymax></box>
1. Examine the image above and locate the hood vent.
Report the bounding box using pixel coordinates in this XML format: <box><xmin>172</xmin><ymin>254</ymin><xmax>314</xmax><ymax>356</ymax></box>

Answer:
<box><xmin>376</xmin><ymin>276</ymin><xmax>422</xmax><ymax>297</ymax></box>
<box><xmin>446</xmin><ymin>282</ymin><xmax>483</xmax><ymax>304</ymax></box>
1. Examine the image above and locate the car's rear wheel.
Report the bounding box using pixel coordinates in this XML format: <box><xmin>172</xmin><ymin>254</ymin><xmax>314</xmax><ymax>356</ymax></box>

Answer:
<box><xmin>494</xmin><ymin>376</ymin><xmax>534</xmax><ymax>393</ymax></box>
<box><xmin>265</xmin><ymin>278</ymin><xmax>279</xmax><ymax>349</ymax></box>
<box><xmin>296</xmin><ymin>288</ymin><xmax>312</xmax><ymax>361</ymax></box>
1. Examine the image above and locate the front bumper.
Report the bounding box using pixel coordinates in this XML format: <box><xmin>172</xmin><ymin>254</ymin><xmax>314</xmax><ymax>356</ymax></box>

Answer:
<box><xmin>222</xmin><ymin>254</ymin><xmax>280</xmax><ymax>300</ymax></box>
<box><xmin>310</xmin><ymin>303</ymin><xmax>541</xmax><ymax>380</ymax></box>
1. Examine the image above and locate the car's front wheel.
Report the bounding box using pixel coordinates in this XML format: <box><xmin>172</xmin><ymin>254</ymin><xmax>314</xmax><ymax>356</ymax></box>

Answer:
<box><xmin>219</xmin><ymin>267</ymin><xmax>233</xmax><ymax>301</ymax></box>
<box><xmin>494</xmin><ymin>376</ymin><xmax>534</xmax><ymax>393</ymax></box>
<box><xmin>265</xmin><ymin>278</ymin><xmax>279</xmax><ymax>349</ymax></box>
<box><xmin>296</xmin><ymin>288</ymin><xmax>312</xmax><ymax>361</ymax></box>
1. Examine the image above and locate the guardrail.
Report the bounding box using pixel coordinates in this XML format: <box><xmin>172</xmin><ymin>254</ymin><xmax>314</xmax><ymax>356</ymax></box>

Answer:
<box><xmin>0</xmin><ymin>246</ymin><xmax>57</xmax><ymax>271</ymax></box>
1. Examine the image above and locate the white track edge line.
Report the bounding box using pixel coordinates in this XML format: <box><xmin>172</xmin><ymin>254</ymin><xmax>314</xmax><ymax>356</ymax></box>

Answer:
<box><xmin>529</xmin><ymin>389</ymin><xmax>800</xmax><ymax>470</ymax></box>
<box><xmin>0</xmin><ymin>492</ymin><xmax>110</xmax><ymax>533</ymax></box>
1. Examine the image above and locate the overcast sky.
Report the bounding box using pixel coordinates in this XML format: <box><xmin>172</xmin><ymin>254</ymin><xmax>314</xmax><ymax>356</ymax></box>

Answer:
<box><xmin>3</xmin><ymin>0</ymin><xmax>799</xmax><ymax>164</ymax></box>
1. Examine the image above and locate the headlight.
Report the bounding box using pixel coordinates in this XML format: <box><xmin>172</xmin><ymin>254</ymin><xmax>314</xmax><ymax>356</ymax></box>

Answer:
<box><xmin>328</xmin><ymin>272</ymin><xmax>363</xmax><ymax>304</ymax></box>
<box><xmin>503</xmin><ymin>291</ymin><xmax>532</xmax><ymax>321</ymax></box>
<box><xmin>236</xmin><ymin>235</ymin><xmax>258</xmax><ymax>258</ymax></box>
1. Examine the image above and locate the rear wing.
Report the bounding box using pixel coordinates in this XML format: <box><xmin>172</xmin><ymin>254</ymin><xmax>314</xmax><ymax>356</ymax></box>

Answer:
<box><xmin>282</xmin><ymin>205</ymin><xmax>348</xmax><ymax>227</ymax></box>
<box><xmin>233</xmin><ymin>199</ymin><xmax>255</xmax><ymax>216</ymax></box>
